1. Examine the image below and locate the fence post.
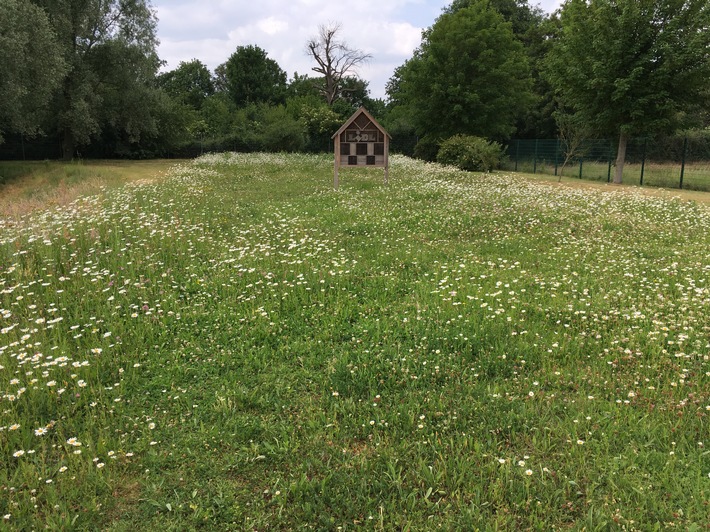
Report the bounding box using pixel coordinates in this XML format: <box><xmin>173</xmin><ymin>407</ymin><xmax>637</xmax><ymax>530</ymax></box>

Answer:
<box><xmin>579</xmin><ymin>157</ymin><xmax>583</xmax><ymax>179</ymax></box>
<box><xmin>640</xmin><ymin>138</ymin><xmax>646</xmax><ymax>186</ymax></box>
<box><xmin>554</xmin><ymin>139</ymin><xmax>560</xmax><ymax>176</ymax></box>
<box><xmin>533</xmin><ymin>139</ymin><xmax>538</xmax><ymax>174</ymax></box>
<box><xmin>515</xmin><ymin>139</ymin><xmax>519</xmax><ymax>172</ymax></box>
<box><xmin>679</xmin><ymin>136</ymin><xmax>687</xmax><ymax>189</ymax></box>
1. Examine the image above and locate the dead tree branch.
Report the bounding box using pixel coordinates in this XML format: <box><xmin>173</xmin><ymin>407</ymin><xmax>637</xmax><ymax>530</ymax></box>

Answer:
<box><xmin>306</xmin><ymin>23</ymin><xmax>371</xmax><ymax>106</ymax></box>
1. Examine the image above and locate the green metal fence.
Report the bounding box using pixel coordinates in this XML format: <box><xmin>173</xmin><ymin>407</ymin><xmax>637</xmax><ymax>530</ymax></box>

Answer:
<box><xmin>503</xmin><ymin>136</ymin><xmax>710</xmax><ymax>191</ymax></box>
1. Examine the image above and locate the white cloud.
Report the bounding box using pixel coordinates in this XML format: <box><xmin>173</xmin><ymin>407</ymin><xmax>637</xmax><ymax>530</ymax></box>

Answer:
<box><xmin>256</xmin><ymin>17</ymin><xmax>289</xmax><ymax>36</ymax></box>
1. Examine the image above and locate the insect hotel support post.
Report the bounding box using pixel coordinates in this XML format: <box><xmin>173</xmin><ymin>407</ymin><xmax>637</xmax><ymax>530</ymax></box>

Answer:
<box><xmin>332</xmin><ymin>107</ymin><xmax>391</xmax><ymax>190</ymax></box>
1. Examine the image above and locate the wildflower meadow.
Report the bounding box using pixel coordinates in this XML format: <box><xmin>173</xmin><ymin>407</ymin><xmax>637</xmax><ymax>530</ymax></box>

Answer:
<box><xmin>1</xmin><ymin>153</ymin><xmax>708</xmax><ymax>529</ymax></box>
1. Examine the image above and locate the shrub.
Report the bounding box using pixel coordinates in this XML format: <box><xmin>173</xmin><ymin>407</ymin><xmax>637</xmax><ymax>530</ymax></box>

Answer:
<box><xmin>288</xmin><ymin>100</ymin><xmax>340</xmax><ymax>152</ymax></box>
<box><xmin>413</xmin><ymin>135</ymin><xmax>441</xmax><ymax>162</ymax></box>
<box><xmin>257</xmin><ymin>106</ymin><xmax>306</xmax><ymax>152</ymax></box>
<box><xmin>436</xmin><ymin>135</ymin><xmax>504</xmax><ymax>172</ymax></box>
<box><xmin>226</xmin><ymin>104</ymin><xmax>306</xmax><ymax>153</ymax></box>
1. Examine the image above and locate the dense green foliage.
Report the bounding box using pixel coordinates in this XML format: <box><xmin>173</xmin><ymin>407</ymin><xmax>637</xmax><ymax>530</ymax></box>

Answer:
<box><xmin>445</xmin><ymin>0</ymin><xmax>556</xmax><ymax>138</ymax></box>
<box><xmin>29</xmin><ymin>0</ymin><xmax>162</xmax><ymax>160</ymax></box>
<box><xmin>156</xmin><ymin>59</ymin><xmax>215</xmax><ymax>110</ymax></box>
<box><xmin>545</xmin><ymin>0</ymin><xmax>710</xmax><ymax>182</ymax></box>
<box><xmin>1</xmin><ymin>155</ymin><xmax>709</xmax><ymax>528</ymax></box>
<box><xmin>221</xmin><ymin>45</ymin><xmax>287</xmax><ymax>107</ymax></box>
<box><xmin>0</xmin><ymin>0</ymin><xmax>65</xmax><ymax>142</ymax></box>
<box><xmin>437</xmin><ymin>134</ymin><xmax>504</xmax><ymax>171</ymax></box>
<box><xmin>547</xmin><ymin>0</ymin><xmax>710</xmax><ymax>137</ymax></box>
<box><xmin>411</xmin><ymin>135</ymin><xmax>442</xmax><ymax>162</ymax></box>
<box><xmin>388</xmin><ymin>0</ymin><xmax>532</xmax><ymax>143</ymax></box>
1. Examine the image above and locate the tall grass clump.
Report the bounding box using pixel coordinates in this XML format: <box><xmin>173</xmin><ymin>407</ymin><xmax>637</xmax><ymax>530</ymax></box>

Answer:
<box><xmin>0</xmin><ymin>152</ymin><xmax>708</xmax><ymax>529</ymax></box>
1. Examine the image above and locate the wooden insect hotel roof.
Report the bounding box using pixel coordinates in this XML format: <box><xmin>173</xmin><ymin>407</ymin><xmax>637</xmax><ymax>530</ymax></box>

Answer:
<box><xmin>332</xmin><ymin>107</ymin><xmax>391</xmax><ymax>140</ymax></box>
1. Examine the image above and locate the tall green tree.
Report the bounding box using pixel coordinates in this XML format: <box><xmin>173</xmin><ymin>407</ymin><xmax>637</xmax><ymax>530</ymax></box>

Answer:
<box><xmin>335</xmin><ymin>77</ymin><xmax>373</xmax><ymax>111</ymax></box>
<box><xmin>200</xmin><ymin>93</ymin><xmax>237</xmax><ymax>138</ymax></box>
<box><xmin>447</xmin><ymin>0</ymin><xmax>555</xmax><ymax>138</ymax></box>
<box><xmin>157</xmin><ymin>59</ymin><xmax>215</xmax><ymax>110</ymax></box>
<box><xmin>88</xmin><ymin>37</ymin><xmax>165</xmax><ymax>157</ymax></box>
<box><xmin>0</xmin><ymin>0</ymin><xmax>65</xmax><ymax>142</ymax></box>
<box><xmin>545</xmin><ymin>0</ymin><xmax>710</xmax><ymax>184</ymax></box>
<box><xmin>447</xmin><ymin>0</ymin><xmax>545</xmax><ymax>41</ymax></box>
<box><xmin>287</xmin><ymin>72</ymin><xmax>321</xmax><ymax>100</ymax></box>
<box><xmin>33</xmin><ymin>0</ymin><xmax>161</xmax><ymax>159</ymax></box>
<box><xmin>388</xmin><ymin>0</ymin><xmax>533</xmax><ymax>142</ymax></box>
<box><xmin>221</xmin><ymin>45</ymin><xmax>287</xmax><ymax>107</ymax></box>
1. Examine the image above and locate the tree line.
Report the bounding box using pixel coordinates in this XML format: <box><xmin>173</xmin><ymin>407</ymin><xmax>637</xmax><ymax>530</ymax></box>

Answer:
<box><xmin>2</xmin><ymin>0</ymin><xmax>709</xmax><ymax>182</ymax></box>
<box><xmin>0</xmin><ymin>1</ymin><xmax>379</xmax><ymax>160</ymax></box>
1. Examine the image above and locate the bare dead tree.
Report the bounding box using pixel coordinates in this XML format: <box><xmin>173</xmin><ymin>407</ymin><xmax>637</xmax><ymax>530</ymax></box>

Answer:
<box><xmin>306</xmin><ymin>23</ymin><xmax>372</xmax><ymax>106</ymax></box>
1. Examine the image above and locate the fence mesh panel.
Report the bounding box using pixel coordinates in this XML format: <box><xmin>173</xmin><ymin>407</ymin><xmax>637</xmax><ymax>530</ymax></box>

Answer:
<box><xmin>503</xmin><ymin>137</ymin><xmax>710</xmax><ymax>191</ymax></box>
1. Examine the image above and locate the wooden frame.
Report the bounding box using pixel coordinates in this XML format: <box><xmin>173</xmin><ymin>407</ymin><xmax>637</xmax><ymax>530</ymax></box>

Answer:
<box><xmin>332</xmin><ymin>107</ymin><xmax>391</xmax><ymax>190</ymax></box>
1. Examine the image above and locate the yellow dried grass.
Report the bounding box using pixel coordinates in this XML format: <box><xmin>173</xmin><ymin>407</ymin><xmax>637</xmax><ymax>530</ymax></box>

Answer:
<box><xmin>0</xmin><ymin>160</ymin><xmax>181</xmax><ymax>218</ymax></box>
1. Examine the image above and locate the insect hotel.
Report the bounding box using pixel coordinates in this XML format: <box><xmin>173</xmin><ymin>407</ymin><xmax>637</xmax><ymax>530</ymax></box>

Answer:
<box><xmin>332</xmin><ymin>107</ymin><xmax>391</xmax><ymax>190</ymax></box>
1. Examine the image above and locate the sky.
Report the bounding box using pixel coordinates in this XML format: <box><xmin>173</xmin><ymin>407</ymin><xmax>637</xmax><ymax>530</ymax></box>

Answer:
<box><xmin>152</xmin><ymin>0</ymin><xmax>564</xmax><ymax>100</ymax></box>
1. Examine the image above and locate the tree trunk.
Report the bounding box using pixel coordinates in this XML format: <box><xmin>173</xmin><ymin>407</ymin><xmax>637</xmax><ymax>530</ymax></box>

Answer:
<box><xmin>61</xmin><ymin>130</ymin><xmax>75</xmax><ymax>161</ymax></box>
<box><xmin>613</xmin><ymin>131</ymin><xmax>628</xmax><ymax>184</ymax></box>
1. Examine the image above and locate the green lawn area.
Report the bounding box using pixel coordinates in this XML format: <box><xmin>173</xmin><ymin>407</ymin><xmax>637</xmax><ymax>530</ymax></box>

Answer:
<box><xmin>1</xmin><ymin>153</ymin><xmax>708</xmax><ymax>529</ymax></box>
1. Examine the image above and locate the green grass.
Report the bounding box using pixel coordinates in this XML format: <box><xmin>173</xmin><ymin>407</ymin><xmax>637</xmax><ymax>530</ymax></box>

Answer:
<box><xmin>1</xmin><ymin>153</ymin><xmax>708</xmax><ymax>530</ymax></box>
<box><xmin>509</xmin><ymin>159</ymin><xmax>710</xmax><ymax>191</ymax></box>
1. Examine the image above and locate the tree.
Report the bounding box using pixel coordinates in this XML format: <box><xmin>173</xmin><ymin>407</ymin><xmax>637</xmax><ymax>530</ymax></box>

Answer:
<box><xmin>388</xmin><ymin>0</ymin><xmax>533</xmax><ymax>141</ymax></box>
<box><xmin>157</xmin><ymin>59</ymin><xmax>215</xmax><ymax>110</ymax></box>
<box><xmin>200</xmin><ymin>93</ymin><xmax>237</xmax><ymax>138</ymax></box>
<box><xmin>0</xmin><ymin>0</ymin><xmax>65</xmax><ymax>142</ymax></box>
<box><xmin>287</xmin><ymin>72</ymin><xmax>321</xmax><ymax>100</ymax></box>
<box><xmin>88</xmin><ymin>38</ymin><xmax>165</xmax><ymax>157</ymax></box>
<box><xmin>115</xmin><ymin>89</ymin><xmax>194</xmax><ymax>158</ymax></box>
<box><xmin>328</xmin><ymin>76</ymin><xmax>373</xmax><ymax>118</ymax></box>
<box><xmin>335</xmin><ymin>77</ymin><xmax>372</xmax><ymax>109</ymax></box>
<box><xmin>221</xmin><ymin>45</ymin><xmax>287</xmax><ymax>107</ymax></box>
<box><xmin>545</xmin><ymin>0</ymin><xmax>710</xmax><ymax>184</ymax></box>
<box><xmin>447</xmin><ymin>0</ymin><xmax>545</xmax><ymax>41</ymax></box>
<box><xmin>306</xmin><ymin>23</ymin><xmax>371</xmax><ymax>106</ymax></box>
<box><xmin>445</xmin><ymin>0</ymin><xmax>555</xmax><ymax>138</ymax></box>
<box><xmin>554</xmin><ymin>111</ymin><xmax>590</xmax><ymax>180</ymax></box>
<box><xmin>518</xmin><ymin>14</ymin><xmax>561</xmax><ymax>138</ymax></box>
<box><xmin>214</xmin><ymin>63</ymin><xmax>228</xmax><ymax>93</ymax></box>
<box><xmin>256</xmin><ymin>105</ymin><xmax>306</xmax><ymax>152</ymax></box>
<box><xmin>33</xmin><ymin>0</ymin><xmax>161</xmax><ymax>159</ymax></box>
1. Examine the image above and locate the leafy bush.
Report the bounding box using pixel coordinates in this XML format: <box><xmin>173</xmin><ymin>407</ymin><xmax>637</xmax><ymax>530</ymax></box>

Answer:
<box><xmin>413</xmin><ymin>135</ymin><xmax>441</xmax><ymax>162</ymax></box>
<box><xmin>256</xmin><ymin>105</ymin><xmax>306</xmax><ymax>152</ymax></box>
<box><xmin>437</xmin><ymin>135</ymin><xmax>504</xmax><ymax>172</ymax></box>
<box><xmin>287</xmin><ymin>98</ymin><xmax>340</xmax><ymax>152</ymax></box>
